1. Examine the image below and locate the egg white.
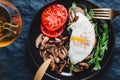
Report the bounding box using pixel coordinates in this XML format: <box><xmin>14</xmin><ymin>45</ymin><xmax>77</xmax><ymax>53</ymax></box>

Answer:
<box><xmin>69</xmin><ymin>12</ymin><xmax>95</xmax><ymax>64</ymax></box>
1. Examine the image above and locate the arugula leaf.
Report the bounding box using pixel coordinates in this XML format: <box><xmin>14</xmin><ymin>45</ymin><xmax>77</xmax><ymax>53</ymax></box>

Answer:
<box><xmin>88</xmin><ymin>9</ymin><xmax>94</xmax><ymax>17</ymax></box>
<box><xmin>94</xmin><ymin>23</ymin><xmax>101</xmax><ymax>39</ymax></box>
<box><xmin>88</xmin><ymin>19</ymin><xmax>109</xmax><ymax>71</ymax></box>
<box><xmin>93</xmin><ymin>57</ymin><xmax>101</xmax><ymax>70</ymax></box>
<box><xmin>88</xmin><ymin>57</ymin><xmax>95</xmax><ymax>65</ymax></box>
<box><xmin>70</xmin><ymin>64</ymin><xmax>74</xmax><ymax>73</ymax></box>
<box><xmin>72</xmin><ymin>2</ymin><xmax>77</xmax><ymax>16</ymax></box>
<box><xmin>66</xmin><ymin>26</ymin><xmax>72</xmax><ymax>35</ymax></box>
<box><xmin>86</xmin><ymin>9</ymin><xmax>94</xmax><ymax>20</ymax></box>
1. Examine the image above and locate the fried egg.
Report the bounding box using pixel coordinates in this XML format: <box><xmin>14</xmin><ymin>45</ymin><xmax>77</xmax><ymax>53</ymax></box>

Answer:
<box><xmin>69</xmin><ymin>12</ymin><xmax>95</xmax><ymax>64</ymax></box>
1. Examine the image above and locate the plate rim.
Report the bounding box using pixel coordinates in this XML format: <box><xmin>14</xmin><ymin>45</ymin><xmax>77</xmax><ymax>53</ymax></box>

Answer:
<box><xmin>27</xmin><ymin>0</ymin><xmax>115</xmax><ymax>79</ymax></box>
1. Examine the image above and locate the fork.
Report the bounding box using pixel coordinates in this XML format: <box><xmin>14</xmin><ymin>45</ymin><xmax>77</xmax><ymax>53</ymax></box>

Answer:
<box><xmin>92</xmin><ymin>8</ymin><xmax>120</xmax><ymax>20</ymax></box>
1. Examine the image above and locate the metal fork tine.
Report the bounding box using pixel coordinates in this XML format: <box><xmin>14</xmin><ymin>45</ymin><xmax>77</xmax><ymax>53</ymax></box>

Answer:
<box><xmin>93</xmin><ymin>11</ymin><xmax>110</xmax><ymax>14</ymax></box>
<box><xmin>92</xmin><ymin>8</ymin><xmax>110</xmax><ymax>11</ymax></box>
<box><xmin>92</xmin><ymin>16</ymin><xmax>110</xmax><ymax>20</ymax></box>
<box><xmin>93</xmin><ymin>14</ymin><xmax>110</xmax><ymax>16</ymax></box>
<box><xmin>91</xmin><ymin>8</ymin><xmax>117</xmax><ymax>20</ymax></box>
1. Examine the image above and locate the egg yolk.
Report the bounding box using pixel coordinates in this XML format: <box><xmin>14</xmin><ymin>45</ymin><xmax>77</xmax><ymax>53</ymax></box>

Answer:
<box><xmin>70</xmin><ymin>36</ymin><xmax>87</xmax><ymax>43</ymax></box>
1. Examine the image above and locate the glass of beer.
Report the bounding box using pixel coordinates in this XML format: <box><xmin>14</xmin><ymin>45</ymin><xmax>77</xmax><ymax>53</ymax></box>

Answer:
<box><xmin>0</xmin><ymin>0</ymin><xmax>22</xmax><ymax>47</ymax></box>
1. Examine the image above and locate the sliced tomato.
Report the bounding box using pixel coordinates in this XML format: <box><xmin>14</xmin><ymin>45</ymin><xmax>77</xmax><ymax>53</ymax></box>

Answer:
<box><xmin>41</xmin><ymin>4</ymin><xmax>68</xmax><ymax>31</ymax></box>
<box><xmin>41</xmin><ymin>24</ymin><xmax>65</xmax><ymax>38</ymax></box>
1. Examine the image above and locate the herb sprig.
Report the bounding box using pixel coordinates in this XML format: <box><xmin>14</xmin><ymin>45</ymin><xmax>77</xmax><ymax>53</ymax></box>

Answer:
<box><xmin>72</xmin><ymin>2</ymin><xmax>77</xmax><ymax>16</ymax></box>
<box><xmin>88</xmin><ymin>19</ymin><xmax>109</xmax><ymax>71</ymax></box>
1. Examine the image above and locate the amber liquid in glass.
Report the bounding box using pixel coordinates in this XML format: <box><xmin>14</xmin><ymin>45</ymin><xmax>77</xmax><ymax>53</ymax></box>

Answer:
<box><xmin>0</xmin><ymin>1</ymin><xmax>22</xmax><ymax>47</ymax></box>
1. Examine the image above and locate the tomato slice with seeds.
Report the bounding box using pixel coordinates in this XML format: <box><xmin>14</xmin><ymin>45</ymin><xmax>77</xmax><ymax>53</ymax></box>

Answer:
<box><xmin>41</xmin><ymin>4</ymin><xmax>68</xmax><ymax>31</ymax></box>
<box><xmin>41</xmin><ymin>24</ymin><xmax>65</xmax><ymax>38</ymax></box>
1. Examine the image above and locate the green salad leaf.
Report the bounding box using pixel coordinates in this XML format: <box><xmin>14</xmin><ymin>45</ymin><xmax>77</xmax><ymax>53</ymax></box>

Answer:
<box><xmin>70</xmin><ymin>64</ymin><xmax>74</xmax><ymax>73</ymax></box>
<box><xmin>72</xmin><ymin>2</ymin><xmax>77</xmax><ymax>16</ymax></box>
<box><xmin>88</xmin><ymin>19</ymin><xmax>109</xmax><ymax>71</ymax></box>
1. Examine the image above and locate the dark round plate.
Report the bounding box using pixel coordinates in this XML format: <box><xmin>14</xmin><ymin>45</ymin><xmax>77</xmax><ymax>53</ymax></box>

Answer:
<box><xmin>28</xmin><ymin>0</ymin><xmax>115</xmax><ymax>80</ymax></box>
